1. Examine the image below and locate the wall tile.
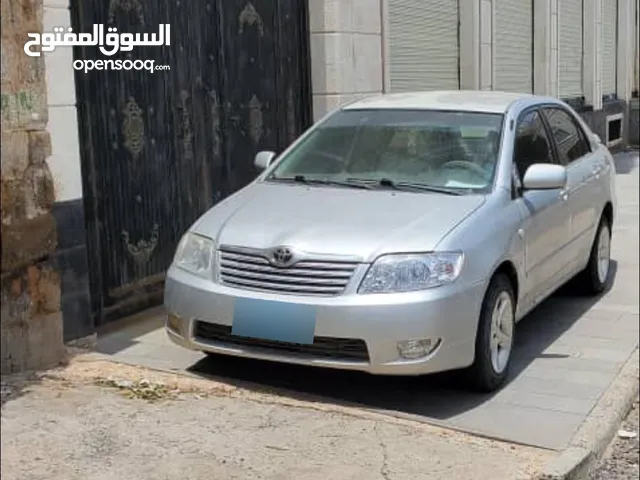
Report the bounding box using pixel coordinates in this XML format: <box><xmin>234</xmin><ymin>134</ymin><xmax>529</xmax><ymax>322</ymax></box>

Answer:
<box><xmin>310</xmin><ymin>32</ymin><xmax>356</xmax><ymax>94</ymax></box>
<box><xmin>352</xmin><ymin>0</ymin><xmax>381</xmax><ymax>34</ymax></box>
<box><xmin>354</xmin><ymin>33</ymin><xmax>382</xmax><ymax>92</ymax></box>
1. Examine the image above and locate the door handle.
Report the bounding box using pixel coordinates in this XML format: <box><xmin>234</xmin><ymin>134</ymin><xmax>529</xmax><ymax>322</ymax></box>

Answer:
<box><xmin>559</xmin><ymin>190</ymin><xmax>569</xmax><ymax>201</ymax></box>
<box><xmin>592</xmin><ymin>165</ymin><xmax>603</xmax><ymax>178</ymax></box>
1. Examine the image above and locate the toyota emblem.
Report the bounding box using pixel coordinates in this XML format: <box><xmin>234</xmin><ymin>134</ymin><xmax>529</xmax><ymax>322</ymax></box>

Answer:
<box><xmin>271</xmin><ymin>247</ymin><xmax>294</xmax><ymax>267</ymax></box>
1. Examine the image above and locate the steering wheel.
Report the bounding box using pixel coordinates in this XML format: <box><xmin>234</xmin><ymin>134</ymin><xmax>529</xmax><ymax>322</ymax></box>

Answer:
<box><xmin>440</xmin><ymin>160</ymin><xmax>488</xmax><ymax>178</ymax></box>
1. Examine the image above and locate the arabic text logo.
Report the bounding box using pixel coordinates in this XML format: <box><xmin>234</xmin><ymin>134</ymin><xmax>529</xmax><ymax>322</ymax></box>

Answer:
<box><xmin>24</xmin><ymin>24</ymin><xmax>170</xmax><ymax>58</ymax></box>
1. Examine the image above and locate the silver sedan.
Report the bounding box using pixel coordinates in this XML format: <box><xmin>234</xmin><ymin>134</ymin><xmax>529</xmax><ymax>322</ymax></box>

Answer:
<box><xmin>164</xmin><ymin>91</ymin><xmax>617</xmax><ymax>392</ymax></box>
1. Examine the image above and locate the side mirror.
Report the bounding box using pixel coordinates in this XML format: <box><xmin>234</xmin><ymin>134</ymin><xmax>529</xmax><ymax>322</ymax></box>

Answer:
<box><xmin>254</xmin><ymin>151</ymin><xmax>276</xmax><ymax>171</ymax></box>
<box><xmin>522</xmin><ymin>164</ymin><xmax>567</xmax><ymax>191</ymax></box>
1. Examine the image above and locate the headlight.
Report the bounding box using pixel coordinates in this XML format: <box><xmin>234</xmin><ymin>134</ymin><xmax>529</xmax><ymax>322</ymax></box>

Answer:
<box><xmin>173</xmin><ymin>232</ymin><xmax>215</xmax><ymax>278</ymax></box>
<box><xmin>358</xmin><ymin>252</ymin><xmax>464</xmax><ymax>294</ymax></box>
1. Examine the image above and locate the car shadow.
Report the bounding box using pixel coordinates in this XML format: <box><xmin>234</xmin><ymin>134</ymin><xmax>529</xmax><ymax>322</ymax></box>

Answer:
<box><xmin>612</xmin><ymin>148</ymin><xmax>639</xmax><ymax>175</ymax></box>
<box><xmin>186</xmin><ymin>261</ymin><xmax>619</xmax><ymax>421</ymax></box>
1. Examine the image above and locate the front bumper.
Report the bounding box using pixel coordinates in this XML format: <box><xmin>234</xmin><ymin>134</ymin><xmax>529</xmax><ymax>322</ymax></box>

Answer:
<box><xmin>164</xmin><ymin>266</ymin><xmax>486</xmax><ymax>375</ymax></box>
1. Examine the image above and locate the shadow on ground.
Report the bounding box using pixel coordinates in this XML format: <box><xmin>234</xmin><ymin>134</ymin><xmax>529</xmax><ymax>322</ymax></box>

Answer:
<box><xmin>1</xmin><ymin>371</ymin><xmax>44</xmax><ymax>410</ymax></box>
<box><xmin>183</xmin><ymin>262</ymin><xmax>618</xmax><ymax>421</ymax></box>
<box><xmin>612</xmin><ymin>148</ymin><xmax>639</xmax><ymax>175</ymax></box>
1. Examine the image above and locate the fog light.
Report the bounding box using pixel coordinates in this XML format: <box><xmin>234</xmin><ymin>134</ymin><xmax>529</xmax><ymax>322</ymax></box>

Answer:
<box><xmin>397</xmin><ymin>338</ymin><xmax>440</xmax><ymax>360</ymax></box>
<box><xmin>166</xmin><ymin>313</ymin><xmax>184</xmax><ymax>335</ymax></box>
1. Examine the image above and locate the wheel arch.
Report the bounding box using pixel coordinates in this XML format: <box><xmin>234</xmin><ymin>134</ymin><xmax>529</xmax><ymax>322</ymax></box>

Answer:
<box><xmin>491</xmin><ymin>260</ymin><xmax>520</xmax><ymax>307</ymax></box>
<box><xmin>602</xmin><ymin>201</ymin><xmax>614</xmax><ymax>227</ymax></box>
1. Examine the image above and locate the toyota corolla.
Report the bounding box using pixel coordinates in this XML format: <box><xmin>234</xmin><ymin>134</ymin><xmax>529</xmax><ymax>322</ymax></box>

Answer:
<box><xmin>164</xmin><ymin>91</ymin><xmax>616</xmax><ymax>392</ymax></box>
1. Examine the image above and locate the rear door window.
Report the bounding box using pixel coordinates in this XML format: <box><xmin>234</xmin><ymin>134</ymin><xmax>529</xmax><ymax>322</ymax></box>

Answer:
<box><xmin>541</xmin><ymin>108</ymin><xmax>591</xmax><ymax>165</ymax></box>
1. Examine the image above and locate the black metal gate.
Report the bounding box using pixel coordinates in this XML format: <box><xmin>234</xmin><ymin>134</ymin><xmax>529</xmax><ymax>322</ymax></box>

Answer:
<box><xmin>71</xmin><ymin>0</ymin><xmax>312</xmax><ymax>324</ymax></box>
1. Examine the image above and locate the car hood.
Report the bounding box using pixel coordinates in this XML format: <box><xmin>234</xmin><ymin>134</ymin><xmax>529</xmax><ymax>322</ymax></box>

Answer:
<box><xmin>192</xmin><ymin>183</ymin><xmax>486</xmax><ymax>262</ymax></box>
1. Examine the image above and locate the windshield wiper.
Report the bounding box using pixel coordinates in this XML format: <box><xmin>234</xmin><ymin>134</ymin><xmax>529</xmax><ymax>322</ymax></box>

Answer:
<box><xmin>347</xmin><ymin>177</ymin><xmax>463</xmax><ymax>196</ymax></box>
<box><xmin>271</xmin><ymin>175</ymin><xmax>461</xmax><ymax>194</ymax></box>
<box><xmin>271</xmin><ymin>175</ymin><xmax>375</xmax><ymax>190</ymax></box>
<box><xmin>385</xmin><ymin>179</ymin><xmax>463</xmax><ymax>195</ymax></box>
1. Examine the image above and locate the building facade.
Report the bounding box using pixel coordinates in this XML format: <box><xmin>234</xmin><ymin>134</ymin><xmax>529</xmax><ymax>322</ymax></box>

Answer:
<box><xmin>312</xmin><ymin>0</ymin><xmax>639</xmax><ymax>148</ymax></box>
<box><xmin>3</xmin><ymin>0</ymin><xmax>637</xmax><ymax>358</ymax></box>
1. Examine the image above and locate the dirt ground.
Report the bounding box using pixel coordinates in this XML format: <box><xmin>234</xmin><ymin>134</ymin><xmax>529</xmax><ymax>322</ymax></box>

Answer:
<box><xmin>590</xmin><ymin>399</ymin><xmax>640</xmax><ymax>480</ymax></box>
<box><xmin>1</xmin><ymin>355</ymin><xmax>552</xmax><ymax>480</ymax></box>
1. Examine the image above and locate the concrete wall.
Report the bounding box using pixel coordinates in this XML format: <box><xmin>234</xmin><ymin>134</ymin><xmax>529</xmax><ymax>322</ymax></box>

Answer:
<box><xmin>1</xmin><ymin>0</ymin><xmax>65</xmax><ymax>373</ymax></box>
<box><xmin>308</xmin><ymin>0</ymin><xmax>384</xmax><ymax>121</ymax></box>
<box><xmin>43</xmin><ymin>0</ymin><xmax>92</xmax><ymax>342</ymax></box>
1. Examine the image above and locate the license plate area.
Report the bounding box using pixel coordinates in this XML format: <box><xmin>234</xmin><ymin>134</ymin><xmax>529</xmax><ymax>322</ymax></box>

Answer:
<box><xmin>231</xmin><ymin>298</ymin><xmax>316</xmax><ymax>345</ymax></box>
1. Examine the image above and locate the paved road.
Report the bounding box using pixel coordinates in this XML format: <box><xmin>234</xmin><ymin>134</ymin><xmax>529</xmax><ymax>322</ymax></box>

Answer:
<box><xmin>1</xmin><ymin>360</ymin><xmax>550</xmax><ymax>480</ymax></box>
<box><xmin>95</xmin><ymin>150</ymin><xmax>639</xmax><ymax>451</ymax></box>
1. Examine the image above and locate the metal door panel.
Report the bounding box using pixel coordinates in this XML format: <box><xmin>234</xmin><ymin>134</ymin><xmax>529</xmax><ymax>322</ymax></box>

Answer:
<box><xmin>71</xmin><ymin>0</ymin><xmax>312</xmax><ymax>324</ymax></box>
<box><xmin>518</xmin><ymin>190</ymin><xmax>572</xmax><ymax>300</ymax></box>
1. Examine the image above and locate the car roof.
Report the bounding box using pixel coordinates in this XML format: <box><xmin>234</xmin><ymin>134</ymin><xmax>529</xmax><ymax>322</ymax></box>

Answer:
<box><xmin>342</xmin><ymin>90</ymin><xmax>540</xmax><ymax>114</ymax></box>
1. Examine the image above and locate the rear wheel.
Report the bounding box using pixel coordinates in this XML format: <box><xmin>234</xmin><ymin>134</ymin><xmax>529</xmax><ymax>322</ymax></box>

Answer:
<box><xmin>464</xmin><ymin>274</ymin><xmax>515</xmax><ymax>393</ymax></box>
<box><xmin>575</xmin><ymin>216</ymin><xmax>611</xmax><ymax>295</ymax></box>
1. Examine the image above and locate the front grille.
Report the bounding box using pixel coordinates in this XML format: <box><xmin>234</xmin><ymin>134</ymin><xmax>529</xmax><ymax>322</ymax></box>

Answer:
<box><xmin>218</xmin><ymin>247</ymin><xmax>358</xmax><ymax>296</ymax></box>
<box><xmin>194</xmin><ymin>321</ymin><xmax>370</xmax><ymax>362</ymax></box>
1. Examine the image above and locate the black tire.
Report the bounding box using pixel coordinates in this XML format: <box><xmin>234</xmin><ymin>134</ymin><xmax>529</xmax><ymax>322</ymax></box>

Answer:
<box><xmin>464</xmin><ymin>274</ymin><xmax>516</xmax><ymax>393</ymax></box>
<box><xmin>575</xmin><ymin>216</ymin><xmax>612</xmax><ymax>296</ymax></box>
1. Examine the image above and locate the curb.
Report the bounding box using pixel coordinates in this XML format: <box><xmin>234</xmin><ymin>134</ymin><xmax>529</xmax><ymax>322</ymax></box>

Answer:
<box><xmin>536</xmin><ymin>348</ymin><xmax>639</xmax><ymax>480</ymax></box>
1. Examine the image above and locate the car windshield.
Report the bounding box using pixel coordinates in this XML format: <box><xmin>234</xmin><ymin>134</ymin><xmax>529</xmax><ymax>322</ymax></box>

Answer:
<box><xmin>267</xmin><ymin>109</ymin><xmax>505</xmax><ymax>194</ymax></box>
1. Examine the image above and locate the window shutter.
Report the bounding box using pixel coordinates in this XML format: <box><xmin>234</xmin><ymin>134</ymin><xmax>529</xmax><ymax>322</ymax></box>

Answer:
<box><xmin>558</xmin><ymin>0</ymin><xmax>584</xmax><ymax>99</ymax></box>
<box><xmin>388</xmin><ymin>0</ymin><xmax>460</xmax><ymax>91</ymax></box>
<box><xmin>494</xmin><ymin>0</ymin><xmax>534</xmax><ymax>93</ymax></box>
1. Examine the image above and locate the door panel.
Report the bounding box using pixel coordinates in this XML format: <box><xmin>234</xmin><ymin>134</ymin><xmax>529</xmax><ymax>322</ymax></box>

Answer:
<box><xmin>513</xmin><ymin>109</ymin><xmax>572</xmax><ymax>303</ymax></box>
<box><xmin>541</xmin><ymin>107</ymin><xmax>600</xmax><ymax>268</ymax></box>
<box><xmin>565</xmin><ymin>157</ymin><xmax>600</xmax><ymax>262</ymax></box>
<box><xmin>71</xmin><ymin>0</ymin><xmax>312</xmax><ymax>324</ymax></box>
<box><xmin>517</xmin><ymin>189</ymin><xmax>572</xmax><ymax>302</ymax></box>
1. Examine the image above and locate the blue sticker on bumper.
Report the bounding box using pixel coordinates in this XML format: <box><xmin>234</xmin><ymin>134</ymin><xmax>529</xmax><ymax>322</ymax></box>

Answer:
<box><xmin>231</xmin><ymin>298</ymin><xmax>316</xmax><ymax>345</ymax></box>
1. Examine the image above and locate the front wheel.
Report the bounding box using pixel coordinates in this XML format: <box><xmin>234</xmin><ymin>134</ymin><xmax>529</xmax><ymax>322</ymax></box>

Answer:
<box><xmin>463</xmin><ymin>274</ymin><xmax>516</xmax><ymax>393</ymax></box>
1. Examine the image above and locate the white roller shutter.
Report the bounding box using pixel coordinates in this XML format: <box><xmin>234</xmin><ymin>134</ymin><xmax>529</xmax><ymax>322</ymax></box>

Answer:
<box><xmin>388</xmin><ymin>0</ymin><xmax>459</xmax><ymax>91</ymax></box>
<box><xmin>558</xmin><ymin>0</ymin><xmax>584</xmax><ymax>99</ymax></box>
<box><xmin>494</xmin><ymin>0</ymin><xmax>534</xmax><ymax>93</ymax></box>
<box><xmin>601</xmin><ymin>0</ymin><xmax>618</xmax><ymax>96</ymax></box>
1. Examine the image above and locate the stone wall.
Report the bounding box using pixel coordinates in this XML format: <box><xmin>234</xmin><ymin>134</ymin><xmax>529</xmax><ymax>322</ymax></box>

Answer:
<box><xmin>1</xmin><ymin>0</ymin><xmax>65</xmax><ymax>373</ymax></box>
<box><xmin>308</xmin><ymin>0</ymin><xmax>384</xmax><ymax>121</ymax></box>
